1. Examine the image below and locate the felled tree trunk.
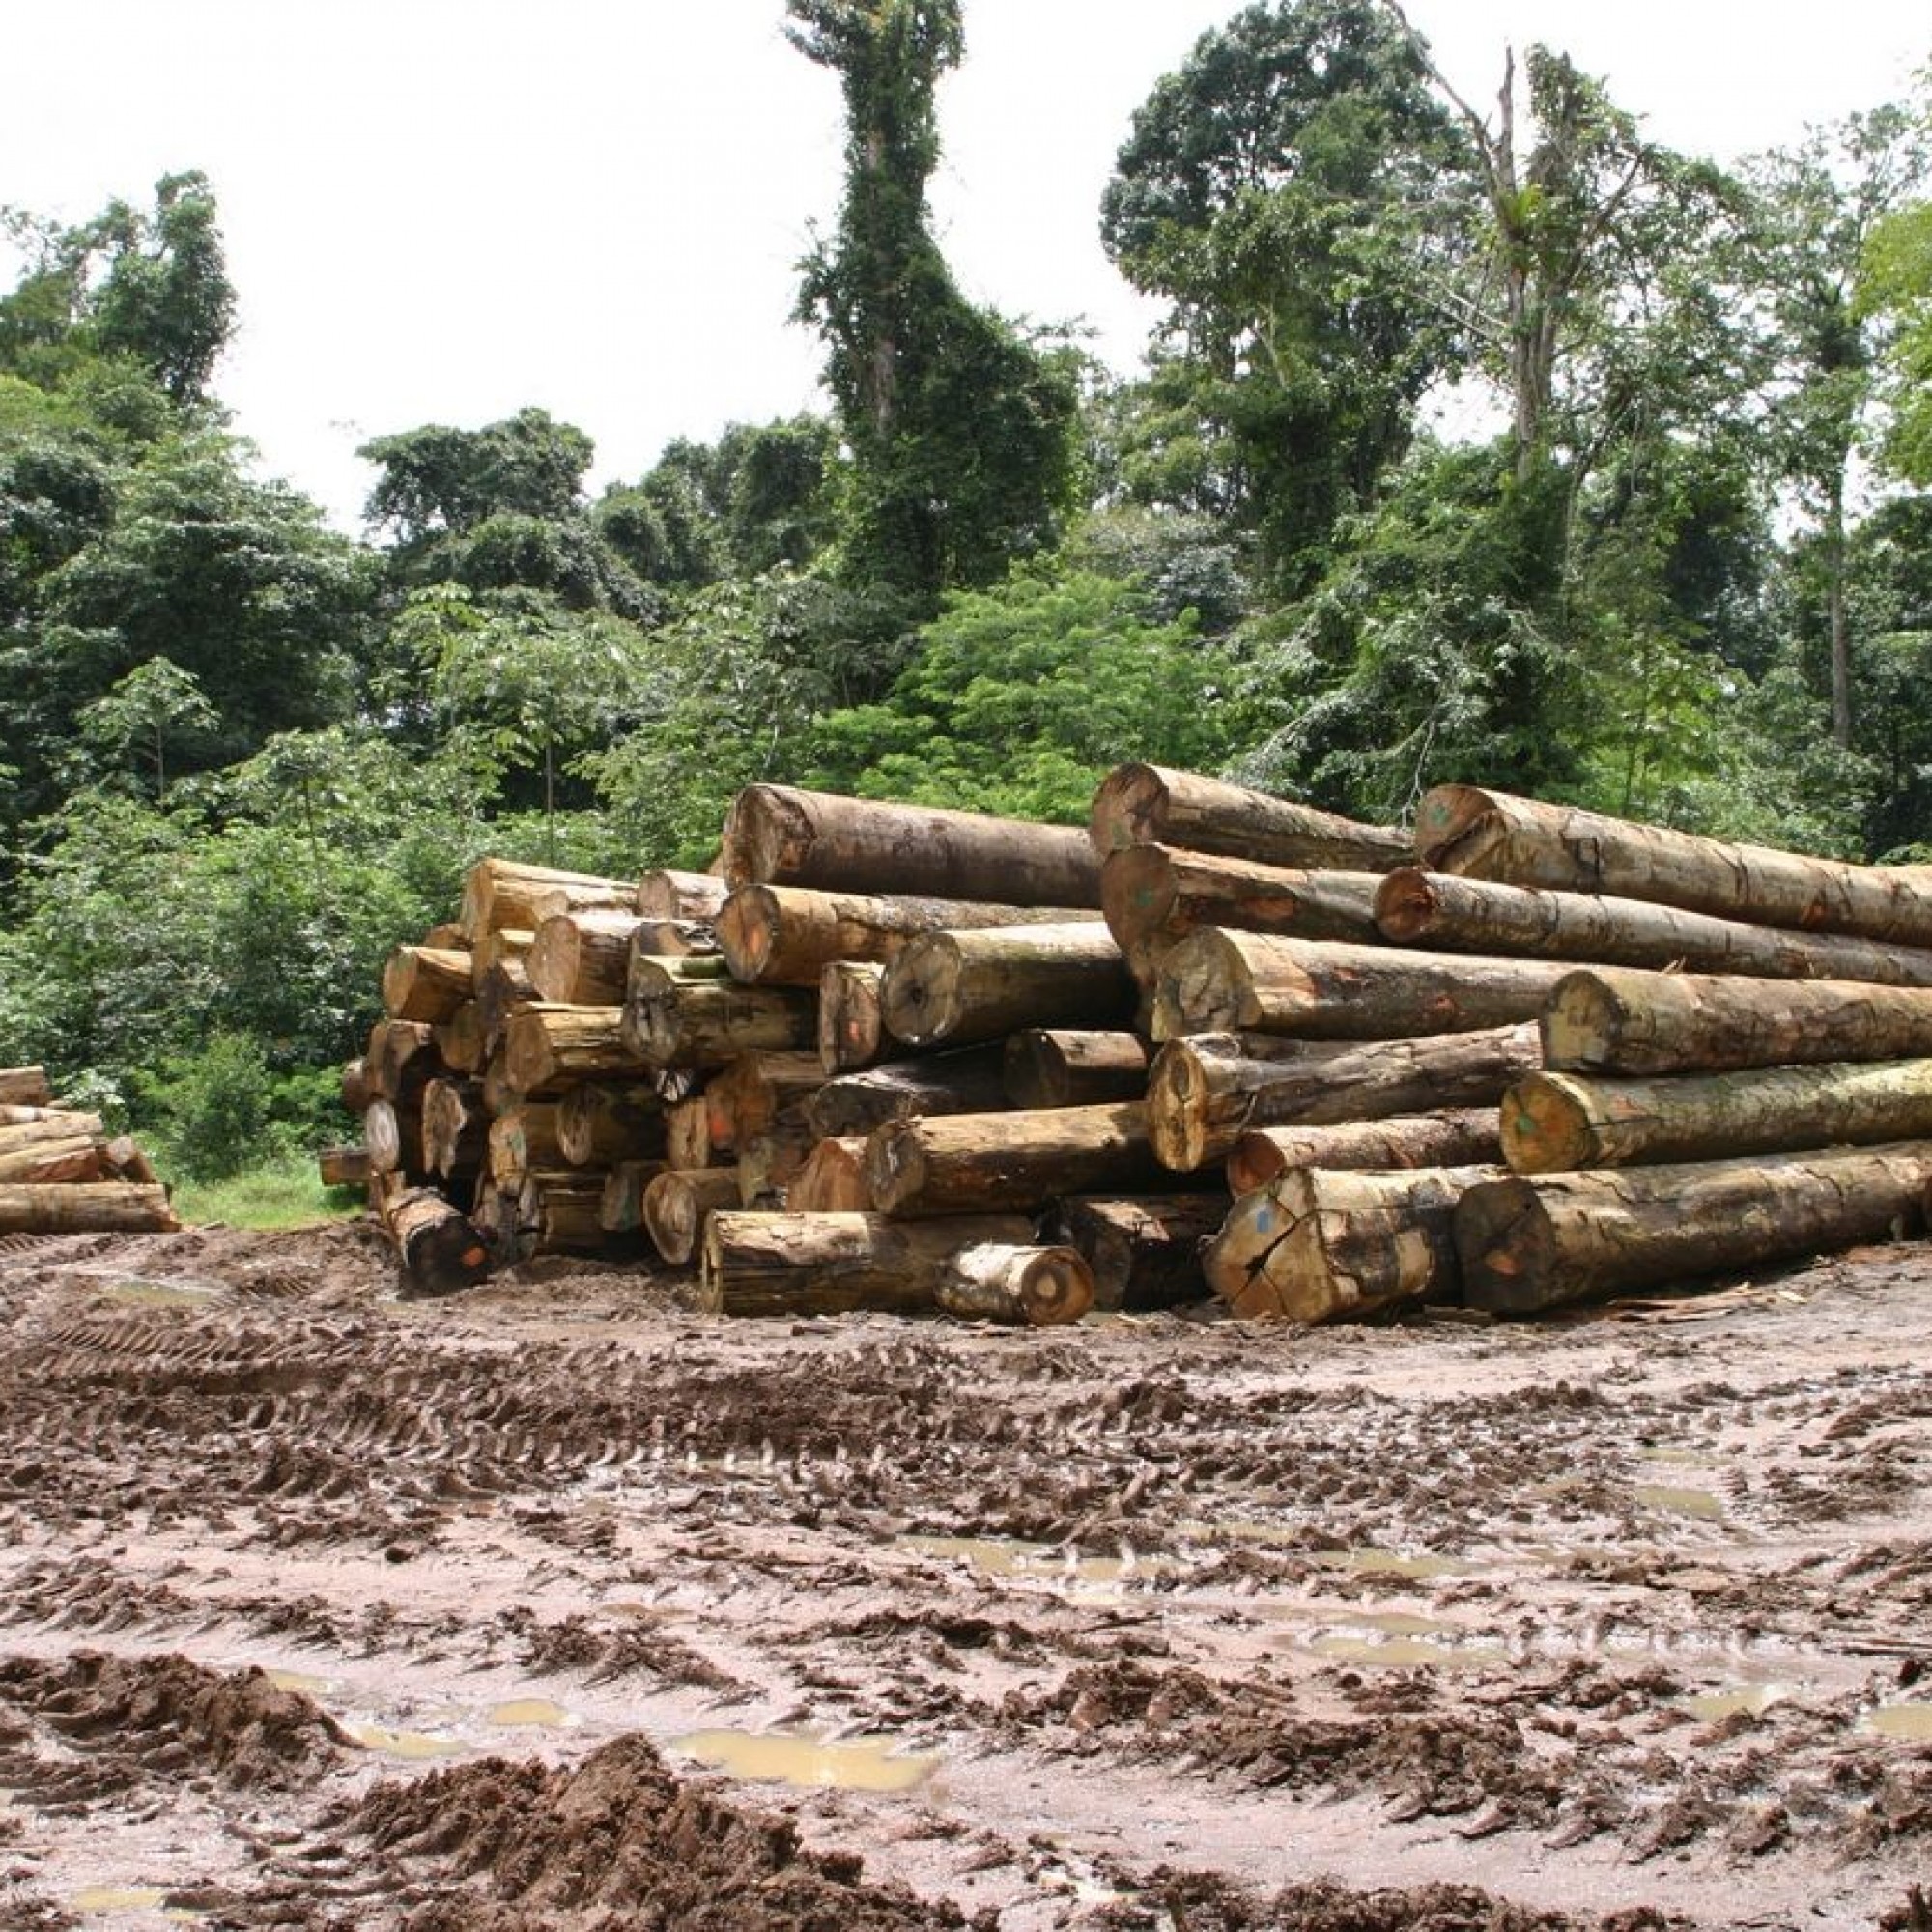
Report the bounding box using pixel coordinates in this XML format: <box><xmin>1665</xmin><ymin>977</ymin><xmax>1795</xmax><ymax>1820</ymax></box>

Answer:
<box><xmin>421</xmin><ymin>1077</ymin><xmax>489</xmax><ymax>1179</ymax></box>
<box><xmin>1002</xmin><ymin>1029</ymin><xmax>1150</xmax><ymax>1110</ymax></box>
<box><xmin>644</xmin><ymin>1166</ymin><xmax>747</xmax><ymax>1265</ymax></box>
<box><xmin>318</xmin><ymin>1145</ymin><xmax>371</xmax><ymax>1189</ymax></box>
<box><xmin>1089</xmin><ymin>763</ymin><xmax>1409</xmax><ymax>872</ymax></box>
<box><xmin>389</xmin><ymin>1187</ymin><xmax>493</xmax><ymax>1294</ymax></box>
<box><xmin>1543</xmin><ymin>966</ymin><xmax>1932</xmax><ymax>1076</ymax></box>
<box><xmin>805</xmin><ymin>1048</ymin><xmax>1009</xmax><ymax>1139</ymax></box>
<box><xmin>622</xmin><ymin>973</ymin><xmax>818</xmax><ymax>1069</ymax></box>
<box><xmin>635</xmin><ymin>869</ymin><xmax>730</xmax><ymax>922</ymax></box>
<box><xmin>786</xmin><ymin>1136</ymin><xmax>873</xmax><ymax>1212</ymax></box>
<box><xmin>704</xmin><ymin>1052</ymin><xmax>825</xmax><ymax>1150</ymax></box>
<box><xmin>724</xmin><ymin>783</ymin><xmax>1102</xmax><ymax>908</ymax></box>
<box><xmin>1152</xmin><ymin>930</ymin><xmax>1573</xmax><ymax>1042</ymax></box>
<box><xmin>1456</xmin><ymin>1144</ymin><xmax>1932</xmax><ymax>1314</ymax></box>
<box><xmin>1374</xmin><ymin>868</ymin><xmax>1932</xmax><ymax>987</ymax></box>
<box><xmin>460</xmin><ymin>858</ymin><xmax>634</xmax><ymax>941</ymax></box>
<box><xmin>0</xmin><ymin>1067</ymin><xmax>54</xmax><ymax>1108</ymax></box>
<box><xmin>882</xmin><ymin>923</ymin><xmax>1134</xmax><ymax>1049</ymax></box>
<box><xmin>1048</xmin><ymin>1194</ymin><xmax>1224</xmax><ymax>1311</ymax></box>
<box><xmin>527</xmin><ymin>910</ymin><xmax>645</xmax><ymax>1006</ymax></box>
<box><xmin>865</xmin><ymin>1102</ymin><xmax>1174</xmax><ymax>1218</ymax></box>
<box><xmin>818</xmin><ymin>960</ymin><xmax>889</xmax><ymax>1074</ymax></box>
<box><xmin>1206</xmin><ymin>1166</ymin><xmax>1501</xmax><ymax>1322</ymax></box>
<box><xmin>556</xmin><ymin>1081</ymin><xmax>665</xmax><ymax>1167</ymax></box>
<box><xmin>340</xmin><ymin>1058</ymin><xmax>374</xmax><ymax>1115</ymax></box>
<box><xmin>1147</xmin><ymin>1025</ymin><xmax>1538</xmax><ymax>1171</ymax></box>
<box><xmin>363</xmin><ymin>1099</ymin><xmax>425</xmax><ymax>1178</ymax></box>
<box><xmin>1415</xmin><ymin>784</ymin><xmax>1932</xmax><ymax>947</ymax></box>
<box><xmin>0</xmin><ymin>1134</ymin><xmax>106</xmax><ymax>1185</ymax></box>
<box><xmin>0</xmin><ymin>1182</ymin><xmax>179</xmax><ymax>1235</ymax></box>
<box><xmin>736</xmin><ymin>1114</ymin><xmax>818</xmax><ymax>1205</ymax></box>
<box><xmin>932</xmin><ymin>1244</ymin><xmax>1094</xmax><ymax>1326</ymax></box>
<box><xmin>1226</xmin><ymin>1109</ymin><xmax>1502</xmax><ymax>1196</ymax></box>
<box><xmin>504</xmin><ymin>1005</ymin><xmax>646</xmax><ymax>1096</ymax></box>
<box><xmin>633</xmin><ymin>919</ymin><xmax>722</xmax><ymax>961</ymax></box>
<box><xmin>1503</xmin><ymin>1060</ymin><xmax>1932</xmax><ymax>1173</ymax></box>
<box><xmin>382</xmin><ymin>945</ymin><xmax>474</xmax><ymax>1024</ymax></box>
<box><xmin>517</xmin><ymin>1172</ymin><xmax>611</xmax><ymax>1254</ymax></box>
<box><xmin>666</xmin><ymin>1095</ymin><xmax>713</xmax><ymax>1172</ymax></box>
<box><xmin>365</xmin><ymin>1021</ymin><xmax>439</xmax><ymax>1103</ymax></box>
<box><xmin>599</xmin><ymin>1159</ymin><xmax>669</xmax><ymax>1235</ymax></box>
<box><xmin>486</xmin><ymin>1103</ymin><xmax>565</xmax><ymax>1192</ymax></box>
<box><xmin>434</xmin><ymin>1001</ymin><xmax>487</xmax><ymax>1076</ymax></box>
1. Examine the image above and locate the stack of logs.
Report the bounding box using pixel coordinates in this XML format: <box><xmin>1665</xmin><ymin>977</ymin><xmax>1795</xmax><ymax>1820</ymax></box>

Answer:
<box><xmin>0</xmin><ymin>1065</ymin><xmax>177</xmax><ymax>1234</ymax></box>
<box><xmin>346</xmin><ymin>769</ymin><xmax>1932</xmax><ymax>1322</ymax></box>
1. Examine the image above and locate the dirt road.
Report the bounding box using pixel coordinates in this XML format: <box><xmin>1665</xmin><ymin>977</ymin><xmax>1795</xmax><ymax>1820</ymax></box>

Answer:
<box><xmin>2</xmin><ymin>1216</ymin><xmax>1930</xmax><ymax>1929</ymax></box>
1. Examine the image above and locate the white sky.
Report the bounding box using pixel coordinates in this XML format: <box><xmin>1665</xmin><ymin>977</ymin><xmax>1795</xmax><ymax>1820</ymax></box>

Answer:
<box><xmin>4</xmin><ymin>2</ymin><xmax>1927</xmax><ymax>532</ymax></box>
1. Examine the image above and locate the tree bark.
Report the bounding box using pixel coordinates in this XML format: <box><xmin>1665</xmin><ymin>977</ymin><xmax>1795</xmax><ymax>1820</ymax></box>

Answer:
<box><xmin>635</xmin><ymin>868</ymin><xmax>731</xmax><ymax>922</ymax></box>
<box><xmin>1089</xmin><ymin>763</ymin><xmax>1409</xmax><ymax>872</ymax></box>
<box><xmin>736</xmin><ymin>1113</ymin><xmax>818</xmax><ymax>1206</ymax></box>
<box><xmin>787</xmin><ymin>1135</ymin><xmax>874</xmax><ymax>1212</ymax></box>
<box><xmin>1456</xmin><ymin>1144</ymin><xmax>1932</xmax><ymax>1313</ymax></box>
<box><xmin>1102</xmin><ymin>846</ymin><xmax>1384</xmax><ymax>968</ymax></box>
<box><xmin>1543</xmin><ymin>966</ymin><xmax>1932</xmax><ymax>1076</ymax></box>
<box><xmin>1047</xmin><ymin>1194</ymin><xmax>1224</xmax><ymax>1312</ymax></box>
<box><xmin>643</xmin><ymin>1166</ymin><xmax>745</xmax><ymax>1265</ymax></box>
<box><xmin>866</xmin><ymin>1102</ymin><xmax>1176</xmax><ymax>1218</ymax></box>
<box><xmin>0</xmin><ymin>1067</ymin><xmax>54</xmax><ymax>1108</ymax></box>
<box><xmin>621</xmin><ymin>971</ymin><xmax>818</xmax><ymax>1069</ymax></box>
<box><xmin>460</xmin><ymin>858</ymin><xmax>635</xmax><ymax>941</ymax></box>
<box><xmin>527</xmin><ymin>910</ymin><xmax>645</xmax><ymax>1006</ymax></box>
<box><xmin>382</xmin><ymin>944</ymin><xmax>474</xmax><ymax>1024</ymax></box>
<box><xmin>1503</xmin><ymin>1059</ymin><xmax>1932</xmax><ymax>1173</ymax></box>
<box><xmin>556</xmin><ymin>1081</ymin><xmax>666</xmax><ymax>1168</ymax></box>
<box><xmin>1207</xmin><ymin>1165</ymin><xmax>1503</xmax><ymax>1322</ymax></box>
<box><xmin>1374</xmin><ymin>867</ymin><xmax>1932</xmax><ymax>988</ymax></box>
<box><xmin>1151</xmin><ymin>930</ymin><xmax>1574</xmax><ymax>1042</ymax></box>
<box><xmin>389</xmin><ymin>1187</ymin><xmax>493</xmax><ymax>1294</ymax></box>
<box><xmin>818</xmin><ymin>959</ymin><xmax>890</xmax><ymax>1074</ymax></box>
<box><xmin>1148</xmin><ymin>1025</ymin><xmax>1538</xmax><ymax>1172</ymax></box>
<box><xmin>882</xmin><ymin>923</ymin><xmax>1135</xmax><ymax>1049</ymax></box>
<box><xmin>723</xmin><ymin>783</ymin><xmax>1103</xmax><ymax>907</ymax></box>
<box><xmin>1002</xmin><ymin>1029</ymin><xmax>1150</xmax><ymax>1110</ymax></box>
<box><xmin>0</xmin><ymin>1182</ymin><xmax>179</xmax><ymax>1235</ymax></box>
<box><xmin>504</xmin><ymin>1004</ymin><xmax>647</xmax><ymax>1096</ymax></box>
<box><xmin>805</xmin><ymin>1047</ymin><xmax>1009</xmax><ymax>1140</ymax></box>
<box><xmin>931</xmin><ymin>1244</ymin><xmax>1094</xmax><ymax>1325</ymax></box>
<box><xmin>1415</xmin><ymin>784</ymin><xmax>1932</xmax><ymax>946</ymax></box>
<box><xmin>1226</xmin><ymin>1110</ymin><xmax>1502</xmax><ymax>1196</ymax></box>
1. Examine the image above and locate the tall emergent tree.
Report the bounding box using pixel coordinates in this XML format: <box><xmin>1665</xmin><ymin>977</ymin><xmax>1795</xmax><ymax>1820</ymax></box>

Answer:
<box><xmin>786</xmin><ymin>0</ymin><xmax>1078</xmax><ymax>603</ymax></box>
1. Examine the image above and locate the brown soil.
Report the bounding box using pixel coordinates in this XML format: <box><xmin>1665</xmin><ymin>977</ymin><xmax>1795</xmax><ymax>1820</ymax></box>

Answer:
<box><xmin>3</xmin><ymin>1216</ymin><xmax>1932</xmax><ymax>1929</ymax></box>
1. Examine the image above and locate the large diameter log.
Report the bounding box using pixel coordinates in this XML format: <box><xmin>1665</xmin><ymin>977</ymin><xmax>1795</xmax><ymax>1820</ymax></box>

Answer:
<box><xmin>518</xmin><ymin>1172</ymin><xmax>611</xmax><ymax>1254</ymax></box>
<box><xmin>1048</xmin><ymin>1195</ymin><xmax>1225</xmax><ymax>1311</ymax></box>
<box><xmin>621</xmin><ymin>974</ymin><xmax>818</xmax><ymax>1069</ymax></box>
<box><xmin>460</xmin><ymin>858</ymin><xmax>634</xmax><ymax>941</ymax></box>
<box><xmin>0</xmin><ymin>1111</ymin><xmax>104</xmax><ymax>1157</ymax></box>
<box><xmin>1102</xmin><ymin>846</ymin><xmax>1384</xmax><ymax>966</ymax></box>
<box><xmin>0</xmin><ymin>1182</ymin><xmax>180</xmax><ymax>1235</ymax></box>
<box><xmin>1149</xmin><ymin>1025</ymin><xmax>1539</xmax><ymax>1172</ymax></box>
<box><xmin>389</xmin><ymin>1187</ymin><xmax>493</xmax><ymax>1294</ymax></box>
<box><xmin>787</xmin><ymin>1136</ymin><xmax>874</xmax><ymax>1213</ymax></box>
<box><xmin>556</xmin><ymin>1081</ymin><xmax>666</xmax><ymax>1167</ymax></box>
<box><xmin>1504</xmin><ymin>1059</ymin><xmax>1932</xmax><ymax>1174</ymax></box>
<box><xmin>643</xmin><ymin>1166</ymin><xmax>744</xmax><ymax>1265</ymax></box>
<box><xmin>475</xmin><ymin>960</ymin><xmax>536</xmax><ymax>1053</ymax></box>
<box><xmin>724</xmin><ymin>784</ymin><xmax>1103</xmax><ymax>908</ymax></box>
<box><xmin>932</xmin><ymin>1245</ymin><xmax>1094</xmax><ymax>1326</ymax></box>
<box><xmin>698</xmin><ymin>1210</ymin><xmax>1040</xmax><ymax>1318</ymax></box>
<box><xmin>340</xmin><ymin>1058</ymin><xmax>374</xmax><ymax>1115</ymax></box>
<box><xmin>0</xmin><ymin>1137</ymin><xmax>107</xmax><ymax>1185</ymax></box>
<box><xmin>365</xmin><ymin>1021</ymin><xmax>440</xmax><ymax>1103</ymax></box>
<box><xmin>1226</xmin><ymin>1110</ymin><xmax>1502</xmax><ymax>1196</ymax></box>
<box><xmin>819</xmin><ymin>961</ymin><xmax>888</xmax><ymax>1074</ymax></box>
<box><xmin>1456</xmin><ymin>1145</ymin><xmax>1932</xmax><ymax>1314</ymax></box>
<box><xmin>1003</xmin><ymin>1030</ymin><xmax>1150</xmax><ymax>1111</ymax></box>
<box><xmin>805</xmin><ymin>1048</ymin><xmax>1009</xmax><ymax>1140</ymax></box>
<box><xmin>527</xmin><ymin>910</ymin><xmax>646</xmax><ymax>1006</ymax></box>
<box><xmin>1090</xmin><ymin>763</ymin><xmax>1409</xmax><ymax>873</ymax></box>
<box><xmin>882</xmin><ymin>923</ymin><xmax>1135</xmax><ymax>1050</ymax></box>
<box><xmin>1206</xmin><ymin>1166</ymin><xmax>1503</xmax><ymax>1322</ymax></box>
<box><xmin>504</xmin><ymin>1004</ymin><xmax>647</xmax><ymax>1096</ymax></box>
<box><xmin>1416</xmin><ymin>785</ymin><xmax>1932</xmax><ymax>947</ymax></box>
<box><xmin>866</xmin><ymin>1102</ymin><xmax>1176</xmax><ymax>1218</ymax></box>
<box><xmin>1374</xmin><ymin>867</ymin><xmax>1932</xmax><ymax>988</ymax></box>
<box><xmin>434</xmin><ymin>1001</ymin><xmax>486</xmax><ymax>1076</ymax></box>
<box><xmin>421</xmin><ymin>1077</ymin><xmax>489</xmax><ymax>1179</ymax></box>
<box><xmin>382</xmin><ymin>945</ymin><xmax>474</xmax><ymax>1024</ymax></box>
<box><xmin>471</xmin><ymin>927</ymin><xmax>536</xmax><ymax>986</ymax></box>
<box><xmin>363</xmin><ymin>1099</ymin><xmax>425</xmax><ymax>1178</ymax></box>
<box><xmin>1544</xmin><ymin>967</ymin><xmax>1932</xmax><ymax>1076</ymax></box>
<box><xmin>1151</xmin><ymin>930</ymin><xmax>1573</xmax><ymax>1043</ymax></box>
<box><xmin>0</xmin><ymin>1067</ymin><xmax>54</xmax><ymax>1107</ymax></box>
<box><xmin>486</xmin><ymin>1103</ymin><xmax>564</xmax><ymax>1191</ymax></box>
<box><xmin>635</xmin><ymin>869</ymin><xmax>730</xmax><ymax>922</ymax></box>
<box><xmin>599</xmin><ymin>1159</ymin><xmax>670</xmax><ymax>1235</ymax></box>
<box><xmin>718</xmin><ymin>883</ymin><xmax>1100</xmax><ymax>986</ymax></box>
<box><xmin>704</xmin><ymin>1052</ymin><xmax>825</xmax><ymax>1151</ymax></box>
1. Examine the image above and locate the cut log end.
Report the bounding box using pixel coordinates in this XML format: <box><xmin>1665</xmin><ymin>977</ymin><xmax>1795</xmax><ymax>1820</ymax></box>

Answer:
<box><xmin>1498</xmin><ymin>1073</ymin><xmax>1599</xmax><ymax>1174</ymax></box>
<box><xmin>1455</xmin><ymin>1179</ymin><xmax>1566</xmax><ymax>1314</ymax></box>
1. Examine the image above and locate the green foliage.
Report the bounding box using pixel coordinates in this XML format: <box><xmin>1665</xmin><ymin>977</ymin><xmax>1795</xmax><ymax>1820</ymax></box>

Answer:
<box><xmin>139</xmin><ymin>1034</ymin><xmax>347</xmax><ymax>1184</ymax></box>
<box><xmin>170</xmin><ymin>1154</ymin><xmax>366</xmax><ymax>1232</ymax></box>
<box><xmin>1864</xmin><ymin>197</ymin><xmax>1932</xmax><ymax>485</ymax></box>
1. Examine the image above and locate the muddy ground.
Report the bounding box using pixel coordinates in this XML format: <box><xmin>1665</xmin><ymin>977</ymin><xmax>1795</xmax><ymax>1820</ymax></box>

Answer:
<box><xmin>2</xmin><ymin>1218</ymin><xmax>1931</xmax><ymax>1930</ymax></box>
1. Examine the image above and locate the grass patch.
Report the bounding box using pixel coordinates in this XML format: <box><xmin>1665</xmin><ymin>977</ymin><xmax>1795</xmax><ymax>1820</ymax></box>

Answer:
<box><xmin>168</xmin><ymin>1153</ymin><xmax>367</xmax><ymax>1232</ymax></box>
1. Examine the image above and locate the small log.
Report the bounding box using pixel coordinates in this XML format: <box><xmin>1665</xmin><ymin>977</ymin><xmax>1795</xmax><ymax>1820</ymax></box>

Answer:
<box><xmin>382</xmin><ymin>944</ymin><xmax>474</xmax><ymax>1024</ymax></box>
<box><xmin>340</xmin><ymin>1057</ymin><xmax>374</xmax><ymax>1115</ymax></box>
<box><xmin>504</xmin><ymin>1004</ymin><xmax>647</xmax><ymax>1096</ymax></box>
<box><xmin>556</xmin><ymin>1081</ymin><xmax>666</xmax><ymax>1167</ymax></box>
<box><xmin>518</xmin><ymin>1171</ymin><xmax>611</xmax><ymax>1254</ymax></box>
<box><xmin>1503</xmin><ymin>1059</ymin><xmax>1932</xmax><ymax>1173</ymax></box>
<box><xmin>599</xmin><ymin>1159</ymin><xmax>670</xmax><ymax>1235</ymax></box>
<box><xmin>718</xmin><ymin>883</ymin><xmax>1100</xmax><ymax>986</ymax></box>
<box><xmin>1226</xmin><ymin>1110</ymin><xmax>1502</xmax><ymax>1196</ymax></box>
<box><xmin>475</xmin><ymin>958</ymin><xmax>537</xmax><ymax>1051</ymax></box>
<box><xmin>0</xmin><ymin>1111</ymin><xmax>104</xmax><ymax>1157</ymax></box>
<box><xmin>724</xmin><ymin>783</ymin><xmax>1103</xmax><ymax>908</ymax></box>
<box><xmin>486</xmin><ymin>1102</ymin><xmax>565</xmax><ymax>1191</ymax></box>
<box><xmin>806</xmin><ymin>1048</ymin><xmax>1009</xmax><ymax>1140</ymax></box>
<box><xmin>736</xmin><ymin>1109</ymin><xmax>818</xmax><ymax>1206</ymax></box>
<box><xmin>634</xmin><ymin>918</ymin><xmax>722</xmax><ymax>960</ymax></box>
<box><xmin>460</xmin><ymin>858</ymin><xmax>634</xmax><ymax>941</ymax></box>
<box><xmin>423</xmin><ymin>922</ymin><xmax>469</xmax><ymax>951</ymax></box>
<box><xmin>666</xmin><ymin>1094</ymin><xmax>713</xmax><ymax>1172</ymax></box>
<box><xmin>421</xmin><ymin>1077</ymin><xmax>489</xmax><ymax>1179</ymax></box>
<box><xmin>866</xmin><ymin>1102</ymin><xmax>1176</xmax><ymax>1218</ymax></box>
<box><xmin>635</xmin><ymin>869</ymin><xmax>731</xmax><ymax>921</ymax></box>
<box><xmin>1206</xmin><ymin>1165</ymin><xmax>1502</xmax><ymax>1321</ymax></box>
<box><xmin>622</xmin><ymin>968</ymin><xmax>818</xmax><ymax>1069</ymax></box>
<box><xmin>103</xmin><ymin>1137</ymin><xmax>159</xmax><ymax>1186</ymax></box>
<box><xmin>704</xmin><ymin>1052</ymin><xmax>825</xmax><ymax>1151</ymax></box>
<box><xmin>0</xmin><ymin>1136</ymin><xmax>107</xmax><ymax>1185</ymax></box>
<box><xmin>471</xmin><ymin>926</ymin><xmax>536</xmax><ymax>986</ymax></box>
<box><xmin>389</xmin><ymin>1187</ymin><xmax>493</xmax><ymax>1294</ymax></box>
<box><xmin>624</xmin><ymin>943</ymin><xmax>730</xmax><ymax>998</ymax></box>
<box><xmin>1151</xmin><ymin>930</ymin><xmax>1574</xmax><ymax>1041</ymax></box>
<box><xmin>318</xmin><ymin>1145</ymin><xmax>372</xmax><ymax>1189</ymax></box>
<box><xmin>1002</xmin><ymin>1029</ymin><xmax>1150</xmax><ymax>1110</ymax></box>
<box><xmin>1048</xmin><ymin>1194</ymin><xmax>1225</xmax><ymax>1311</ymax></box>
<box><xmin>1544</xmin><ymin>967</ymin><xmax>1932</xmax><ymax>1076</ymax></box>
<box><xmin>1102</xmin><ymin>846</ymin><xmax>1384</xmax><ymax>968</ymax></box>
<box><xmin>0</xmin><ymin>1066</ymin><xmax>55</xmax><ymax>1108</ymax></box>
<box><xmin>819</xmin><ymin>960</ymin><xmax>889</xmax><ymax>1074</ymax></box>
<box><xmin>881</xmin><ymin>923</ymin><xmax>1135</xmax><ymax>1050</ymax></box>
<box><xmin>1456</xmin><ymin>1145</ymin><xmax>1932</xmax><ymax>1314</ymax></box>
<box><xmin>1148</xmin><ymin>1025</ymin><xmax>1538</xmax><ymax>1171</ymax></box>
<box><xmin>787</xmin><ymin>1136</ymin><xmax>874</xmax><ymax>1213</ymax></box>
<box><xmin>933</xmin><ymin>1244</ymin><xmax>1094</xmax><ymax>1325</ymax></box>
<box><xmin>0</xmin><ymin>1182</ymin><xmax>179</xmax><ymax>1235</ymax></box>
<box><xmin>1374</xmin><ymin>867</ymin><xmax>1932</xmax><ymax>988</ymax></box>
<box><xmin>433</xmin><ymin>1001</ymin><xmax>487</xmax><ymax>1076</ymax></box>
<box><xmin>365</xmin><ymin>1021</ymin><xmax>439</xmax><ymax>1103</ymax></box>
<box><xmin>527</xmin><ymin>910</ymin><xmax>645</xmax><ymax>1006</ymax></box>
<box><xmin>363</xmin><ymin>1099</ymin><xmax>425</xmax><ymax>1178</ymax></box>
<box><xmin>643</xmin><ymin>1166</ymin><xmax>743</xmax><ymax>1265</ymax></box>
<box><xmin>1415</xmin><ymin>784</ymin><xmax>1932</xmax><ymax>947</ymax></box>
<box><xmin>1089</xmin><ymin>763</ymin><xmax>1409</xmax><ymax>872</ymax></box>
